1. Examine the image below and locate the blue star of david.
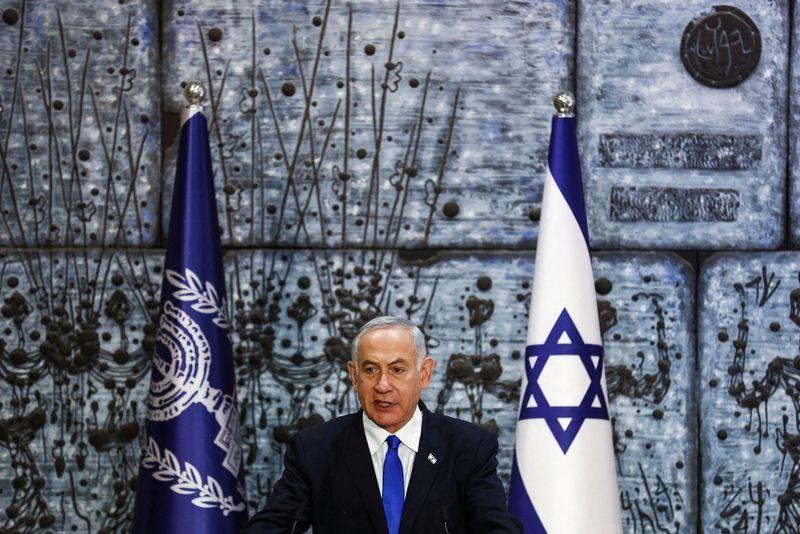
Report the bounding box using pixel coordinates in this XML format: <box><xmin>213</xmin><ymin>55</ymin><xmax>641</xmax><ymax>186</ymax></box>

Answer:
<box><xmin>519</xmin><ymin>308</ymin><xmax>609</xmax><ymax>454</ymax></box>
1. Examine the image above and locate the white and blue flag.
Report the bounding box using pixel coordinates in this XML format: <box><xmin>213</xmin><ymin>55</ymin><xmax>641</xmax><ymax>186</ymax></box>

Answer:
<box><xmin>132</xmin><ymin>89</ymin><xmax>248</xmax><ymax>533</ymax></box>
<box><xmin>508</xmin><ymin>96</ymin><xmax>622</xmax><ymax>534</ymax></box>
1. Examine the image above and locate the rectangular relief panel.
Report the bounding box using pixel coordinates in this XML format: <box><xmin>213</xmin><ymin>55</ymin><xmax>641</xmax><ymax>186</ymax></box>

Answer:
<box><xmin>592</xmin><ymin>252</ymin><xmax>696</xmax><ymax>532</ymax></box>
<box><xmin>160</xmin><ymin>0</ymin><xmax>574</xmax><ymax>248</ymax></box>
<box><xmin>0</xmin><ymin>0</ymin><xmax>161</xmax><ymax>248</ymax></box>
<box><xmin>789</xmin><ymin>11</ymin><xmax>800</xmax><ymax>246</ymax></box>
<box><xmin>699</xmin><ymin>253</ymin><xmax>800</xmax><ymax>531</ymax></box>
<box><xmin>578</xmin><ymin>1</ymin><xmax>788</xmax><ymax>249</ymax></box>
<box><xmin>0</xmin><ymin>248</ymin><xmax>160</xmax><ymax>532</ymax></box>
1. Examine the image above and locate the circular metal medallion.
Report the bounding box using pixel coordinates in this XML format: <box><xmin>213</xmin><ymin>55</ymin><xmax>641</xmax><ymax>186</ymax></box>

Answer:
<box><xmin>680</xmin><ymin>5</ymin><xmax>761</xmax><ymax>88</ymax></box>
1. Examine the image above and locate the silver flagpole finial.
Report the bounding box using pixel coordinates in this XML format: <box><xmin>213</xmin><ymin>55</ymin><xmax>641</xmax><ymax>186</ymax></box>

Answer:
<box><xmin>184</xmin><ymin>82</ymin><xmax>205</xmax><ymax>107</ymax></box>
<box><xmin>553</xmin><ymin>91</ymin><xmax>575</xmax><ymax>117</ymax></box>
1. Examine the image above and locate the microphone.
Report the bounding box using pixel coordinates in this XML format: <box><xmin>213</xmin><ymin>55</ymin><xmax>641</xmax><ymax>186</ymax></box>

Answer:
<box><xmin>442</xmin><ymin>504</ymin><xmax>450</xmax><ymax>534</ymax></box>
<box><xmin>289</xmin><ymin>501</ymin><xmax>306</xmax><ymax>534</ymax></box>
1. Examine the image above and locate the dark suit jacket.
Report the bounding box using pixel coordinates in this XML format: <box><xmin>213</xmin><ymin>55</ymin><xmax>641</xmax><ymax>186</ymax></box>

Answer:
<box><xmin>244</xmin><ymin>403</ymin><xmax>520</xmax><ymax>534</ymax></box>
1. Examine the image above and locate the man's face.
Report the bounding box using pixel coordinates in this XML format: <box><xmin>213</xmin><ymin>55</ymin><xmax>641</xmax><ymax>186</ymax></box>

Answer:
<box><xmin>348</xmin><ymin>326</ymin><xmax>434</xmax><ymax>434</ymax></box>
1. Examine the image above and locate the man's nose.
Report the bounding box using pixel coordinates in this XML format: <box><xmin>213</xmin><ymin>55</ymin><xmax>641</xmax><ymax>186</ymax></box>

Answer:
<box><xmin>375</xmin><ymin>372</ymin><xmax>392</xmax><ymax>392</ymax></box>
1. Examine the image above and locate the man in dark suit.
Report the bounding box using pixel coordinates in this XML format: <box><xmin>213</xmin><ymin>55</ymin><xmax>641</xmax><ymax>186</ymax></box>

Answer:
<box><xmin>244</xmin><ymin>316</ymin><xmax>520</xmax><ymax>534</ymax></box>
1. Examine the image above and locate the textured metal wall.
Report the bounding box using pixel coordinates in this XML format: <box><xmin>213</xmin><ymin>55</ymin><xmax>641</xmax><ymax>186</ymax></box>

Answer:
<box><xmin>159</xmin><ymin>0</ymin><xmax>574</xmax><ymax>248</ymax></box>
<box><xmin>579</xmin><ymin>0</ymin><xmax>788</xmax><ymax>249</ymax></box>
<box><xmin>0</xmin><ymin>0</ymin><xmax>160</xmax><ymax>249</ymax></box>
<box><xmin>0</xmin><ymin>1</ymin><xmax>795</xmax><ymax>533</ymax></box>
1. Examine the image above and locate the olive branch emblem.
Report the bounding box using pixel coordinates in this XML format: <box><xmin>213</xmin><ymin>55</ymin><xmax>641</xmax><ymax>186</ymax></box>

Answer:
<box><xmin>165</xmin><ymin>268</ymin><xmax>230</xmax><ymax>330</ymax></box>
<box><xmin>141</xmin><ymin>437</ymin><xmax>245</xmax><ymax>515</ymax></box>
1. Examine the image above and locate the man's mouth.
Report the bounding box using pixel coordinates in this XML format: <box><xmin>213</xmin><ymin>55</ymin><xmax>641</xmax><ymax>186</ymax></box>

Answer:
<box><xmin>375</xmin><ymin>400</ymin><xmax>394</xmax><ymax>409</ymax></box>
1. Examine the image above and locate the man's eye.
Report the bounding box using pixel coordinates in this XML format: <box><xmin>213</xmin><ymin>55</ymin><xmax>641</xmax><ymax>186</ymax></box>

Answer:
<box><xmin>391</xmin><ymin>367</ymin><xmax>405</xmax><ymax>374</ymax></box>
<box><xmin>364</xmin><ymin>367</ymin><xmax>377</xmax><ymax>374</ymax></box>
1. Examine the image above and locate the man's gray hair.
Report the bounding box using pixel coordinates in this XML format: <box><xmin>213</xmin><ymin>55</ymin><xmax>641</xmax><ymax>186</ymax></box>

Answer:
<box><xmin>351</xmin><ymin>316</ymin><xmax>427</xmax><ymax>369</ymax></box>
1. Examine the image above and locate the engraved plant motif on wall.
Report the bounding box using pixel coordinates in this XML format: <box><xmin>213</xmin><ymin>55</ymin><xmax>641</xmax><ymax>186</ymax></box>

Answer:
<box><xmin>712</xmin><ymin>267</ymin><xmax>800</xmax><ymax>533</ymax></box>
<box><xmin>0</xmin><ymin>4</ymin><xmax>158</xmax><ymax>249</ymax></box>
<box><xmin>436</xmin><ymin>281</ymin><xmax>519</xmax><ymax>428</ymax></box>
<box><xmin>0</xmin><ymin>0</ymin><xmax>159</xmax><ymax>530</ymax></box>
<box><xmin>0</xmin><ymin>249</ymin><xmax>159</xmax><ymax>533</ymax></box>
<box><xmin>595</xmin><ymin>274</ymin><xmax>684</xmax><ymax>533</ymax></box>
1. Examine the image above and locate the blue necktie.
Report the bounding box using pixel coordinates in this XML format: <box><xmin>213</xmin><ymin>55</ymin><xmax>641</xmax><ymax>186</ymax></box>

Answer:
<box><xmin>382</xmin><ymin>435</ymin><xmax>404</xmax><ymax>534</ymax></box>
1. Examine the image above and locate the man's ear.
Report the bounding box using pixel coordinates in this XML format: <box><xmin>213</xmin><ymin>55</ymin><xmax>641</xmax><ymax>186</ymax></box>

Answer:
<box><xmin>347</xmin><ymin>360</ymin><xmax>359</xmax><ymax>390</ymax></box>
<box><xmin>420</xmin><ymin>356</ymin><xmax>435</xmax><ymax>389</ymax></box>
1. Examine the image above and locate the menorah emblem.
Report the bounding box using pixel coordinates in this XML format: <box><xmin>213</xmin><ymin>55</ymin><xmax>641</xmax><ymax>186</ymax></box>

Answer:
<box><xmin>146</xmin><ymin>300</ymin><xmax>242</xmax><ymax>476</ymax></box>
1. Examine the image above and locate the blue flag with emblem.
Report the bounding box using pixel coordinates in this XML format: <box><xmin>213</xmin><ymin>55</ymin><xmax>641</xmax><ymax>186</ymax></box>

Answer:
<box><xmin>508</xmin><ymin>93</ymin><xmax>622</xmax><ymax>533</ymax></box>
<box><xmin>132</xmin><ymin>86</ymin><xmax>247</xmax><ymax>533</ymax></box>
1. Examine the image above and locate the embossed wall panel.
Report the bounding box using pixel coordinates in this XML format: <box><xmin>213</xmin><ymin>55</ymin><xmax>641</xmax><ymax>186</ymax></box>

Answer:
<box><xmin>1</xmin><ymin>0</ymin><xmax>783</xmax><ymax>532</ymax></box>
<box><xmin>700</xmin><ymin>253</ymin><xmax>800</xmax><ymax>532</ymax></box>
<box><xmin>594</xmin><ymin>252</ymin><xmax>696</xmax><ymax>532</ymax></box>
<box><xmin>0</xmin><ymin>248</ymin><xmax>160</xmax><ymax>532</ymax></box>
<box><xmin>0</xmin><ymin>0</ymin><xmax>161</xmax><ymax>248</ymax></box>
<box><xmin>160</xmin><ymin>0</ymin><xmax>574</xmax><ymax>248</ymax></box>
<box><xmin>578</xmin><ymin>1</ymin><xmax>788</xmax><ymax>249</ymax></box>
<box><xmin>790</xmin><ymin>10</ymin><xmax>800</xmax><ymax>246</ymax></box>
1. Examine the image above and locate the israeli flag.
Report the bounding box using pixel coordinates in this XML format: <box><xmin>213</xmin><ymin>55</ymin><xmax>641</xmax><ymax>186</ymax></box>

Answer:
<box><xmin>132</xmin><ymin>88</ymin><xmax>248</xmax><ymax>533</ymax></box>
<box><xmin>508</xmin><ymin>96</ymin><xmax>622</xmax><ymax>533</ymax></box>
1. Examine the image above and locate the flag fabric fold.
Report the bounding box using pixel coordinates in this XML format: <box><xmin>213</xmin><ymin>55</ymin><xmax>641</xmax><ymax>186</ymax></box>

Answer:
<box><xmin>132</xmin><ymin>105</ymin><xmax>247</xmax><ymax>533</ymax></box>
<box><xmin>508</xmin><ymin>110</ymin><xmax>622</xmax><ymax>533</ymax></box>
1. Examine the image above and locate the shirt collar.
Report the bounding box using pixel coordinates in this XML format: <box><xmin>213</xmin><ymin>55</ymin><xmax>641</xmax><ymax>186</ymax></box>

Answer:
<box><xmin>363</xmin><ymin>405</ymin><xmax>422</xmax><ymax>455</ymax></box>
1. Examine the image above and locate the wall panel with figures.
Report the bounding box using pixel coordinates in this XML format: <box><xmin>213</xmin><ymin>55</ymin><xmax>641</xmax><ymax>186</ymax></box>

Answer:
<box><xmin>0</xmin><ymin>0</ymin><xmax>795</xmax><ymax>533</ymax></box>
<box><xmin>700</xmin><ymin>254</ymin><xmax>800</xmax><ymax>532</ymax></box>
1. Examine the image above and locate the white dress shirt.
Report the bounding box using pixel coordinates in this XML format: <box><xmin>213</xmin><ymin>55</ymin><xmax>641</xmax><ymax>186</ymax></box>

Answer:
<box><xmin>362</xmin><ymin>406</ymin><xmax>422</xmax><ymax>498</ymax></box>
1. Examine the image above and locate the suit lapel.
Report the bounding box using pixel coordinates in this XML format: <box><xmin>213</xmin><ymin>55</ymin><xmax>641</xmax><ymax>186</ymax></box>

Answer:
<box><xmin>338</xmin><ymin>411</ymin><xmax>389</xmax><ymax>534</ymax></box>
<box><xmin>399</xmin><ymin>406</ymin><xmax>443</xmax><ymax>534</ymax></box>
